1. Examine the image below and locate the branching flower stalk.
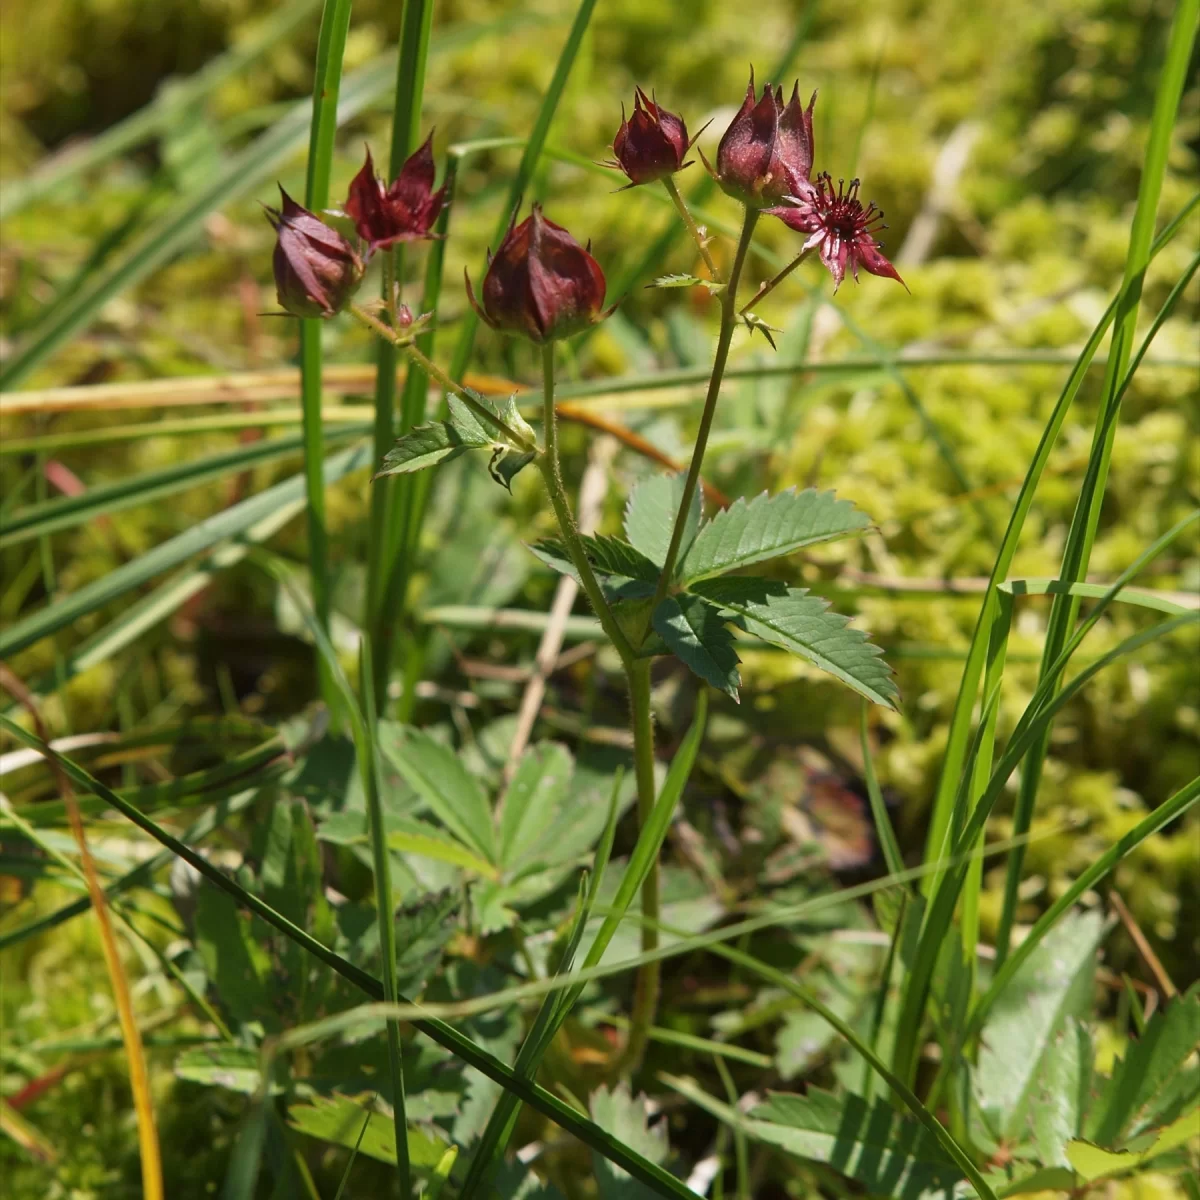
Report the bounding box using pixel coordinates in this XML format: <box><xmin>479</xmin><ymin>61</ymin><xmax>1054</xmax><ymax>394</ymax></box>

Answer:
<box><xmin>662</xmin><ymin>176</ymin><xmax>720</xmax><ymax>281</ymax></box>
<box><xmin>268</xmin><ymin>78</ymin><xmax>905</xmax><ymax>1091</ymax></box>
<box><xmin>648</xmin><ymin>207</ymin><xmax>760</xmax><ymax>614</ymax></box>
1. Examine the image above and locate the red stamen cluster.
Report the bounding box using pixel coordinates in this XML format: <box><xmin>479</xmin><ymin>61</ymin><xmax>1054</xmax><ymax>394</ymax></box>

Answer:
<box><xmin>774</xmin><ymin>173</ymin><xmax>905</xmax><ymax>290</ymax></box>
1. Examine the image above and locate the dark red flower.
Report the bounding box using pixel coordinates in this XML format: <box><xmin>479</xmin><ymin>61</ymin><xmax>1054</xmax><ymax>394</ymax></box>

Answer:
<box><xmin>265</xmin><ymin>188</ymin><xmax>364</xmax><ymax>318</ymax></box>
<box><xmin>344</xmin><ymin>135</ymin><xmax>446</xmax><ymax>251</ymax></box>
<box><xmin>771</xmin><ymin>173</ymin><xmax>905</xmax><ymax>291</ymax></box>
<box><xmin>609</xmin><ymin>87</ymin><xmax>694</xmax><ymax>186</ymax></box>
<box><xmin>465</xmin><ymin>206</ymin><xmax>608</xmax><ymax>343</ymax></box>
<box><xmin>709</xmin><ymin>71</ymin><xmax>816</xmax><ymax>207</ymax></box>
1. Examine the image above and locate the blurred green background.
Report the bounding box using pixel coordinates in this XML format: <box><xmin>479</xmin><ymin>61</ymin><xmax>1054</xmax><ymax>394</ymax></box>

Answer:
<box><xmin>1</xmin><ymin>0</ymin><xmax>1197</xmax><ymax>1194</ymax></box>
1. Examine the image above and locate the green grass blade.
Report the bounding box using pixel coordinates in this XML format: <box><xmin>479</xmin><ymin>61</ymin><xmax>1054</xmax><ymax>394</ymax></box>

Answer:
<box><xmin>451</xmin><ymin>697</ymin><xmax>707</xmax><ymax>1188</ymax></box>
<box><xmin>0</xmin><ymin>728</ymin><xmax>696</xmax><ymax>1199</ymax></box>
<box><xmin>379</xmin><ymin>154</ymin><xmax>460</xmax><ymax>712</ymax></box>
<box><xmin>967</xmin><ymin>775</ymin><xmax>1200</xmax><ymax>1042</ymax></box>
<box><xmin>897</xmin><ymin>514</ymin><xmax>1198</xmax><ymax>1075</ymax></box>
<box><xmin>860</xmin><ymin>703</ymin><xmax>904</xmax><ymax>879</ymax></box>
<box><xmin>0</xmin><ymin>58</ymin><xmax>395</xmax><ymax>392</ymax></box>
<box><xmin>0</xmin><ymin>430</ymin><xmax>357</xmax><ymax>549</ymax></box>
<box><xmin>892</xmin><ymin>613</ymin><xmax>1198</xmax><ymax>1083</ymax></box>
<box><xmin>459</xmin><ymin>772</ymin><xmax>622</xmax><ymax>1199</ymax></box>
<box><xmin>0</xmin><ymin>790</ymin><xmax>258</xmax><ymax>953</ymax></box>
<box><xmin>447</xmin><ymin>0</ymin><xmax>600</xmax><ymax>382</ymax></box>
<box><xmin>999</xmin><ymin>578</ymin><xmax>1196</xmax><ymax>616</ymax></box>
<box><xmin>362</xmin><ymin>0</ymin><xmax>437</xmax><ymax>710</ymax></box>
<box><xmin>0</xmin><ymin>14</ymin><xmax>512</xmax><ymax>392</ymax></box>
<box><xmin>359</xmin><ymin>636</ymin><xmax>411</xmax><ymax>1197</ymax></box>
<box><xmin>0</xmin><ymin>0</ymin><xmax>321</xmax><ymax>221</ymax></box>
<box><xmin>1000</xmin><ymin>1</ymin><xmax>1200</xmax><ymax>962</ymax></box>
<box><xmin>919</xmin><ymin>194</ymin><xmax>1200</xmax><ymax>896</ymax></box>
<box><xmin>298</xmin><ymin>0</ymin><xmax>355</xmax><ymax>690</ymax></box>
<box><xmin>657</xmin><ymin>928</ymin><xmax>997</xmax><ymax>1200</ymax></box>
<box><xmin>0</xmin><ymin>443</ymin><xmax>370</xmax><ymax>660</ymax></box>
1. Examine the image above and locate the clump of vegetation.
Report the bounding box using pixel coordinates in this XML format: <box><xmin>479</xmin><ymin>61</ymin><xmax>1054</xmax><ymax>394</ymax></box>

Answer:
<box><xmin>1</xmin><ymin>0</ymin><xmax>1197</xmax><ymax>1197</ymax></box>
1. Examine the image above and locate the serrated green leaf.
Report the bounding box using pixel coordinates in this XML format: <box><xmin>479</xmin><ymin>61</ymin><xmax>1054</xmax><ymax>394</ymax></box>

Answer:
<box><xmin>377</xmin><ymin>724</ymin><xmax>497</xmax><ymax>864</ymax></box>
<box><xmin>590</xmin><ymin>1083</ymin><xmax>670</xmax><ymax>1200</ymax></box>
<box><xmin>664</xmin><ymin>1077</ymin><xmax>961</xmax><ymax>1200</ymax></box>
<box><xmin>498</xmin><ymin>742</ymin><xmax>574</xmax><ymax>871</ymax></box>
<box><xmin>488</xmin><ymin>446</ymin><xmax>537</xmax><ymax>492</ymax></box>
<box><xmin>647</xmin><ymin>272</ymin><xmax>725</xmax><ymax>292</ymax></box>
<box><xmin>625</xmin><ymin>472</ymin><xmax>701</xmax><ymax>569</ymax></box>
<box><xmin>748</xmin><ymin>1090</ymin><xmax>961</xmax><ymax>1197</ymax></box>
<box><xmin>690</xmin><ymin>577</ymin><xmax>896</xmax><ymax>708</ymax></box>
<box><xmin>975</xmin><ymin>910</ymin><xmax>1105</xmax><ymax>1139</ymax></box>
<box><xmin>1029</xmin><ymin>1020</ymin><xmax>1092</xmax><ymax>1168</ymax></box>
<box><xmin>680</xmin><ymin>488</ymin><xmax>869</xmax><ymax>583</ymax></box>
<box><xmin>289</xmin><ymin>1094</ymin><xmax>450</xmax><ymax>1168</ymax></box>
<box><xmin>1088</xmin><ymin>984</ymin><xmax>1200</xmax><ymax>1144</ymax></box>
<box><xmin>194</xmin><ymin>887</ymin><xmax>276</xmax><ymax>1032</ymax></box>
<box><xmin>393</xmin><ymin>891</ymin><xmax>460</xmax><ymax>995</ymax></box>
<box><xmin>175</xmin><ymin>1046</ymin><xmax>268</xmax><ymax>1096</ymax></box>
<box><xmin>385</xmin><ymin>818</ymin><xmax>500</xmax><ymax>879</ymax></box>
<box><xmin>1066</xmin><ymin>1106</ymin><xmax>1200</xmax><ymax>1184</ymax></box>
<box><xmin>652</xmin><ymin>594</ymin><xmax>740</xmax><ymax>699</ymax></box>
<box><xmin>374</xmin><ymin>419</ymin><xmax>490</xmax><ymax>479</ymax></box>
<box><xmin>528</xmin><ymin>536</ymin><xmax>657</xmax><ymax>600</ymax></box>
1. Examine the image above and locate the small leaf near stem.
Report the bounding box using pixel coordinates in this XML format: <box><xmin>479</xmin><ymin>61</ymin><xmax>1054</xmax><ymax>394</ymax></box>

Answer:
<box><xmin>646</xmin><ymin>206</ymin><xmax>761</xmax><ymax>626</ymax></box>
<box><xmin>662</xmin><ymin>175</ymin><xmax>720</xmax><ymax>283</ymax></box>
<box><xmin>349</xmin><ymin>303</ymin><xmax>534</xmax><ymax>452</ymax></box>
<box><xmin>739</xmin><ymin>246</ymin><xmax>813</xmax><ymax>316</ymax></box>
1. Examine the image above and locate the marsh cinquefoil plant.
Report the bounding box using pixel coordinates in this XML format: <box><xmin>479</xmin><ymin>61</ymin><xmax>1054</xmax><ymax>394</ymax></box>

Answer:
<box><xmin>269</xmin><ymin>75</ymin><xmax>903</xmax><ymax>1077</ymax></box>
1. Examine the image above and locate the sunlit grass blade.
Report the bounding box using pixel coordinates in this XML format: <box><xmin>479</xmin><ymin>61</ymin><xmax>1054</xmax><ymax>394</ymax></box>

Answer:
<box><xmin>0</xmin><ymin>669</ymin><xmax>163</xmax><ymax>1199</ymax></box>
<box><xmin>447</xmin><ymin>0</ymin><xmax>600</xmax><ymax>382</ymax></box>
<box><xmin>254</xmin><ymin>552</ymin><xmax>411</xmax><ymax>1193</ymax></box>
<box><xmin>359</xmin><ymin>636</ymin><xmax>411</xmax><ymax>1196</ymax></box>
<box><xmin>0</xmin><ymin>715</ymin><xmax>701</xmax><ymax>1198</ymax></box>
<box><xmin>892</xmin><ymin>611</ymin><xmax>1198</xmax><ymax>1082</ymax></box>
<box><xmin>0</xmin><ymin>443</ymin><xmax>370</xmax><ymax>660</ymax></box>
<box><xmin>0</xmin><ymin>429</ymin><xmax>358</xmax><ymax>549</ymax></box>
<box><xmin>364</xmin><ymin>0</ymin><xmax>437</xmax><ymax>710</ymax></box>
<box><xmin>860</xmin><ymin>702</ymin><xmax>904</xmax><ymax>879</ymax></box>
<box><xmin>919</xmin><ymin>193</ymin><xmax>1200</xmax><ymax>898</ymax></box>
<box><xmin>897</xmin><ymin>514</ymin><xmax>1199</xmax><ymax>1076</ymax></box>
<box><xmin>966</xmin><ymin>774</ymin><xmax>1200</xmax><ymax>1042</ymax></box>
<box><xmin>0</xmin><ymin>59</ymin><xmax>394</xmax><ymax>392</ymax></box>
<box><xmin>1000</xmin><ymin>0</ymin><xmax>1200</xmax><ymax>961</ymax></box>
<box><xmin>460</xmin><ymin>773</ymin><xmax>621</xmax><ymax>1199</ymax></box>
<box><xmin>297</xmin><ymin>0</ymin><xmax>355</xmax><ymax>701</ymax></box>
<box><xmin>656</xmin><ymin>926</ymin><xmax>996</xmax><ymax>1200</ymax></box>
<box><xmin>0</xmin><ymin>0</ymin><xmax>322</xmax><ymax>221</ymax></box>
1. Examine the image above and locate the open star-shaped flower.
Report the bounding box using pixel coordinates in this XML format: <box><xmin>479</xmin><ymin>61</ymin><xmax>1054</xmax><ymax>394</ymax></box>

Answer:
<box><xmin>771</xmin><ymin>173</ymin><xmax>905</xmax><ymax>290</ymax></box>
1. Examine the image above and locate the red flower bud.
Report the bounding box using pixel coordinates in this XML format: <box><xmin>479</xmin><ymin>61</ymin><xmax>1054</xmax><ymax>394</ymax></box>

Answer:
<box><xmin>770</xmin><ymin>173</ymin><xmax>906</xmax><ymax>291</ymax></box>
<box><xmin>708</xmin><ymin>71</ymin><xmax>816</xmax><ymax>207</ymax></box>
<box><xmin>610</xmin><ymin>87</ymin><xmax>694</xmax><ymax>186</ymax></box>
<box><xmin>265</xmin><ymin>188</ymin><xmax>364</xmax><ymax>318</ymax></box>
<box><xmin>344</xmin><ymin>135</ymin><xmax>447</xmax><ymax>251</ymax></box>
<box><xmin>465</xmin><ymin>206</ymin><xmax>608</xmax><ymax>344</ymax></box>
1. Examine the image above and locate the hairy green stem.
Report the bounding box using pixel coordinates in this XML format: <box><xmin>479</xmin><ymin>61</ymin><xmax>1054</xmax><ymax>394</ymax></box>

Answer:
<box><xmin>739</xmin><ymin>245</ymin><xmax>812</xmax><ymax>315</ymax></box>
<box><xmin>618</xmin><ymin>657</ymin><xmax>660</xmax><ymax>1075</ymax></box>
<box><xmin>649</xmin><ymin>207</ymin><xmax>759</xmax><ymax>618</ymax></box>
<box><xmin>535</xmin><ymin>346</ymin><xmax>636</xmax><ymax>666</ymax></box>
<box><xmin>349</xmin><ymin>305</ymin><xmax>533</xmax><ymax>451</ymax></box>
<box><xmin>663</xmin><ymin>175</ymin><xmax>720</xmax><ymax>281</ymax></box>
